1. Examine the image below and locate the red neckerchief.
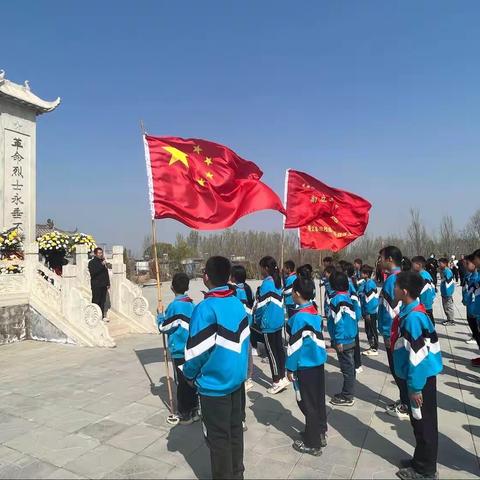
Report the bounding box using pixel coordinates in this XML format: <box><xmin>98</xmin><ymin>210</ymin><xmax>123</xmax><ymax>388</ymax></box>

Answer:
<box><xmin>298</xmin><ymin>304</ymin><xmax>318</xmax><ymax>315</ymax></box>
<box><xmin>203</xmin><ymin>287</ymin><xmax>235</xmax><ymax>299</ymax></box>
<box><xmin>391</xmin><ymin>303</ymin><xmax>426</xmax><ymax>350</ymax></box>
<box><xmin>177</xmin><ymin>296</ymin><xmax>193</xmax><ymax>303</ymax></box>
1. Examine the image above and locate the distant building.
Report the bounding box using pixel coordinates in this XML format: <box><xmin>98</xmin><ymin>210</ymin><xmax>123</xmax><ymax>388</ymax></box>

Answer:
<box><xmin>135</xmin><ymin>260</ymin><xmax>149</xmax><ymax>275</ymax></box>
<box><xmin>181</xmin><ymin>258</ymin><xmax>204</xmax><ymax>278</ymax></box>
<box><xmin>36</xmin><ymin>218</ymin><xmax>77</xmax><ymax>238</ymax></box>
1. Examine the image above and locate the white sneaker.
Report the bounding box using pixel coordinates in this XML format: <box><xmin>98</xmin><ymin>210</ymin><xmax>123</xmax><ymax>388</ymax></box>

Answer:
<box><xmin>355</xmin><ymin>366</ymin><xmax>364</xmax><ymax>374</ymax></box>
<box><xmin>386</xmin><ymin>403</ymin><xmax>410</xmax><ymax>419</ymax></box>
<box><xmin>251</xmin><ymin>348</ymin><xmax>259</xmax><ymax>356</ymax></box>
<box><xmin>386</xmin><ymin>400</ymin><xmax>401</xmax><ymax>412</ymax></box>
<box><xmin>362</xmin><ymin>348</ymin><xmax>379</xmax><ymax>356</ymax></box>
<box><xmin>245</xmin><ymin>378</ymin><xmax>254</xmax><ymax>392</ymax></box>
<box><xmin>267</xmin><ymin>377</ymin><xmax>289</xmax><ymax>395</ymax></box>
<box><xmin>466</xmin><ymin>337</ymin><xmax>476</xmax><ymax>345</ymax></box>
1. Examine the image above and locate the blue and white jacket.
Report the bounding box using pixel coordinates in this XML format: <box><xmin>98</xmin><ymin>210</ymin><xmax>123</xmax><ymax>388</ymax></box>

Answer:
<box><xmin>419</xmin><ymin>269</ymin><xmax>436</xmax><ymax>311</ymax></box>
<box><xmin>349</xmin><ymin>279</ymin><xmax>362</xmax><ymax>321</ymax></box>
<box><xmin>323</xmin><ymin>279</ymin><xmax>335</xmax><ymax>319</ymax></box>
<box><xmin>254</xmin><ymin>276</ymin><xmax>284</xmax><ymax>333</ymax></box>
<box><xmin>474</xmin><ymin>270</ymin><xmax>480</xmax><ymax>319</ymax></box>
<box><xmin>440</xmin><ymin>267</ymin><xmax>455</xmax><ymax>298</ymax></box>
<box><xmin>327</xmin><ymin>292</ymin><xmax>358</xmax><ymax>348</ymax></box>
<box><xmin>359</xmin><ymin>278</ymin><xmax>379</xmax><ymax>316</ymax></box>
<box><xmin>392</xmin><ymin>300</ymin><xmax>443</xmax><ymax>393</ymax></box>
<box><xmin>182</xmin><ymin>286</ymin><xmax>250</xmax><ymax>397</ymax></box>
<box><xmin>378</xmin><ymin>267</ymin><xmax>401</xmax><ymax>339</ymax></box>
<box><xmin>283</xmin><ymin>273</ymin><xmax>297</xmax><ymax>312</ymax></box>
<box><xmin>233</xmin><ymin>282</ymin><xmax>253</xmax><ymax>326</ymax></box>
<box><xmin>156</xmin><ymin>295</ymin><xmax>195</xmax><ymax>359</ymax></box>
<box><xmin>463</xmin><ymin>271</ymin><xmax>478</xmax><ymax>318</ymax></box>
<box><xmin>286</xmin><ymin>302</ymin><xmax>326</xmax><ymax>372</ymax></box>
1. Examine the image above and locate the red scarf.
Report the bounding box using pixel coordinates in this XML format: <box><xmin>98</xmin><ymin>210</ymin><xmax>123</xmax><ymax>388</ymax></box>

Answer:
<box><xmin>390</xmin><ymin>303</ymin><xmax>426</xmax><ymax>350</ymax></box>
<box><xmin>204</xmin><ymin>287</ymin><xmax>235</xmax><ymax>299</ymax></box>
<box><xmin>298</xmin><ymin>304</ymin><xmax>318</xmax><ymax>315</ymax></box>
<box><xmin>177</xmin><ymin>296</ymin><xmax>193</xmax><ymax>303</ymax></box>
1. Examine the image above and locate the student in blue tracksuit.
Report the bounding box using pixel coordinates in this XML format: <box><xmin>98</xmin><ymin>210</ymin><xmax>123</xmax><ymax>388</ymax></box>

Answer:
<box><xmin>156</xmin><ymin>273</ymin><xmax>197</xmax><ymax>424</ymax></box>
<box><xmin>183</xmin><ymin>256</ymin><xmax>250</xmax><ymax>480</ymax></box>
<box><xmin>358</xmin><ymin>265</ymin><xmax>379</xmax><ymax>356</ymax></box>
<box><xmin>462</xmin><ymin>255</ymin><xmax>480</xmax><ymax>349</ymax></box>
<box><xmin>378</xmin><ymin>246</ymin><xmax>410</xmax><ymax>419</ymax></box>
<box><xmin>345</xmin><ymin>263</ymin><xmax>363</xmax><ymax>372</ymax></box>
<box><xmin>231</xmin><ymin>265</ymin><xmax>254</xmax><ymax>397</ymax></box>
<box><xmin>254</xmin><ymin>256</ymin><xmax>289</xmax><ymax>394</ymax></box>
<box><xmin>322</xmin><ymin>265</ymin><xmax>336</xmax><ymax>320</ymax></box>
<box><xmin>468</xmin><ymin>250</ymin><xmax>480</xmax><ymax>368</ymax></box>
<box><xmin>392</xmin><ymin>271</ymin><xmax>443</xmax><ymax>480</ymax></box>
<box><xmin>283</xmin><ymin>260</ymin><xmax>298</xmax><ymax>319</ymax></box>
<box><xmin>328</xmin><ymin>271</ymin><xmax>358</xmax><ymax>407</ymax></box>
<box><xmin>411</xmin><ymin>256</ymin><xmax>436</xmax><ymax>325</ymax></box>
<box><xmin>286</xmin><ymin>273</ymin><xmax>327</xmax><ymax>456</ymax></box>
<box><xmin>439</xmin><ymin>257</ymin><xmax>455</xmax><ymax>326</ymax></box>
<box><xmin>353</xmin><ymin>258</ymin><xmax>363</xmax><ymax>281</ymax></box>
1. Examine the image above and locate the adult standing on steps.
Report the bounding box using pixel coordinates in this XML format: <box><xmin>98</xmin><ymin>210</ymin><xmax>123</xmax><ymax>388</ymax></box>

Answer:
<box><xmin>88</xmin><ymin>247</ymin><xmax>110</xmax><ymax>320</ymax></box>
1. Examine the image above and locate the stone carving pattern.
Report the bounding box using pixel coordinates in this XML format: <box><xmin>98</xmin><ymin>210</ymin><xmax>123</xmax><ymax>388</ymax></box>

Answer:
<box><xmin>0</xmin><ymin>274</ymin><xmax>27</xmax><ymax>294</ymax></box>
<box><xmin>83</xmin><ymin>303</ymin><xmax>101</xmax><ymax>328</ymax></box>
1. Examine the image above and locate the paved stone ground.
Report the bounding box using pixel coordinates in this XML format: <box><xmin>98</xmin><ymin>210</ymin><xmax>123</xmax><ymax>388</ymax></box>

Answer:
<box><xmin>1</xmin><ymin>284</ymin><xmax>479</xmax><ymax>479</ymax></box>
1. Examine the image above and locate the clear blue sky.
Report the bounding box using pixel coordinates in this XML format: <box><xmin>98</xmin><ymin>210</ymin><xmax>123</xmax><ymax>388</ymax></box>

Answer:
<box><xmin>3</xmin><ymin>1</ymin><xmax>479</xmax><ymax>255</ymax></box>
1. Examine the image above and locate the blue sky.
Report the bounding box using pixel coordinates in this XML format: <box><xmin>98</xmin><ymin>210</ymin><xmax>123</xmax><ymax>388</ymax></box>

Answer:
<box><xmin>3</xmin><ymin>1</ymin><xmax>479</xmax><ymax>255</ymax></box>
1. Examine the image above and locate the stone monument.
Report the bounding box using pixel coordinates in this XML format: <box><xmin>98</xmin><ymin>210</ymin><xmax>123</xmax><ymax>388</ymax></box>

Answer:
<box><xmin>0</xmin><ymin>69</ymin><xmax>60</xmax><ymax>243</ymax></box>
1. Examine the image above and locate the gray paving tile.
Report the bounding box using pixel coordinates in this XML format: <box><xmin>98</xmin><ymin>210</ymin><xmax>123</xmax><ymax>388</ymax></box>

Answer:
<box><xmin>106</xmin><ymin>424</ymin><xmax>166</xmax><ymax>454</ymax></box>
<box><xmin>106</xmin><ymin>402</ymin><xmax>159</xmax><ymax>426</ymax></box>
<box><xmin>107</xmin><ymin>455</ymin><xmax>174</xmax><ymax>479</ymax></box>
<box><xmin>78</xmin><ymin>419</ymin><xmax>130</xmax><ymax>443</ymax></box>
<box><xmin>63</xmin><ymin>444</ymin><xmax>134</xmax><ymax>479</ymax></box>
<box><xmin>0</xmin><ymin>454</ymin><xmax>58</xmax><ymax>480</ymax></box>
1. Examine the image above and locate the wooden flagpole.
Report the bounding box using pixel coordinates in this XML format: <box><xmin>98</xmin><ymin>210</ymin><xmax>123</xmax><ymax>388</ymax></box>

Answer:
<box><xmin>142</xmin><ymin>121</ymin><xmax>177</xmax><ymax>425</ymax></box>
<box><xmin>318</xmin><ymin>250</ymin><xmax>324</xmax><ymax>316</ymax></box>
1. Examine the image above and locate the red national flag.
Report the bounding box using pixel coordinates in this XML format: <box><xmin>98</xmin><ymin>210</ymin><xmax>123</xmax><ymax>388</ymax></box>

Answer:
<box><xmin>284</xmin><ymin>169</ymin><xmax>371</xmax><ymax>252</ymax></box>
<box><xmin>144</xmin><ymin>135</ymin><xmax>285</xmax><ymax>229</ymax></box>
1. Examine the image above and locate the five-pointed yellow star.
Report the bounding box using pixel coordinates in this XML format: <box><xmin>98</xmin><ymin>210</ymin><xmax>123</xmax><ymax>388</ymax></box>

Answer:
<box><xmin>163</xmin><ymin>146</ymin><xmax>189</xmax><ymax>168</ymax></box>
<box><xmin>193</xmin><ymin>145</ymin><xmax>202</xmax><ymax>154</ymax></box>
<box><xmin>204</xmin><ymin>157</ymin><xmax>213</xmax><ymax>166</ymax></box>
<box><xmin>197</xmin><ymin>178</ymin><xmax>206</xmax><ymax>187</ymax></box>
<box><xmin>206</xmin><ymin>171</ymin><xmax>214</xmax><ymax>179</ymax></box>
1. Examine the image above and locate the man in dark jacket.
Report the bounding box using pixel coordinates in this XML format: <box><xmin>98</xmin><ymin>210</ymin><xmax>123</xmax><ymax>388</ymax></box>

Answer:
<box><xmin>88</xmin><ymin>247</ymin><xmax>110</xmax><ymax>319</ymax></box>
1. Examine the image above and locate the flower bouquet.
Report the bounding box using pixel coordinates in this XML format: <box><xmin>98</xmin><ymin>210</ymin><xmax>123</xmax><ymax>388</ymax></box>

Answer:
<box><xmin>37</xmin><ymin>231</ymin><xmax>70</xmax><ymax>252</ymax></box>
<box><xmin>69</xmin><ymin>233</ymin><xmax>97</xmax><ymax>253</ymax></box>
<box><xmin>0</xmin><ymin>227</ymin><xmax>24</xmax><ymax>259</ymax></box>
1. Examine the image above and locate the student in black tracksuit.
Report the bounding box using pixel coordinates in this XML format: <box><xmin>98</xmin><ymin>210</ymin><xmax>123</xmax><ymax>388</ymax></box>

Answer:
<box><xmin>88</xmin><ymin>247</ymin><xmax>110</xmax><ymax>318</ymax></box>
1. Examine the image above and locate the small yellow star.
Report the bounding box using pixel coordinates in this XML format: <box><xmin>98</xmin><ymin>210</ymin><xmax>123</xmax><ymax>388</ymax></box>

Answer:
<box><xmin>193</xmin><ymin>145</ymin><xmax>202</xmax><ymax>154</ymax></box>
<box><xmin>206</xmin><ymin>171</ymin><xmax>214</xmax><ymax>179</ymax></box>
<box><xmin>197</xmin><ymin>178</ymin><xmax>206</xmax><ymax>187</ymax></box>
<box><xmin>163</xmin><ymin>146</ymin><xmax>189</xmax><ymax>168</ymax></box>
<box><xmin>204</xmin><ymin>157</ymin><xmax>213</xmax><ymax>166</ymax></box>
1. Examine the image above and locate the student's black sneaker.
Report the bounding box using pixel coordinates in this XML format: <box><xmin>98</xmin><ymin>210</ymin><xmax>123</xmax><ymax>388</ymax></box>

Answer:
<box><xmin>292</xmin><ymin>440</ymin><xmax>322</xmax><ymax>456</ymax></box>
<box><xmin>191</xmin><ymin>410</ymin><xmax>201</xmax><ymax>422</ymax></box>
<box><xmin>442</xmin><ymin>320</ymin><xmax>455</xmax><ymax>326</ymax></box>
<box><xmin>398</xmin><ymin>459</ymin><xmax>412</xmax><ymax>468</ymax></box>
<box><xmin>299</xmin><ymin>432</ymin><xmax>327</xmax><ymax>447</ymax></box>
<box><xmin>396</xmin><ymin>466</ymin><xmax>438</xmax><ymax>479</ymax></box>
<box><xmin>178</xmin><ymin>413</ymin><xmax>194</xmax><ymax>425</ymax></box>
<box><xmin>330</xmin><ymin>394</ymin><xmax>354</xmax><ymax>406</ymax></box>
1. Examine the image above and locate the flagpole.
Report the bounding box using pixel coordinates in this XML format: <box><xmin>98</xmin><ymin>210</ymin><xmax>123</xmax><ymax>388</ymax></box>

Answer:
<box><xmin>318</xmin><ymin>250</ymin><xmax>324</xmax><ymax>316</ymax></box>
<box><xmin>142</xmin><ymin>120</ymin><xmax>178</xmax><ymax>426</ymax></box>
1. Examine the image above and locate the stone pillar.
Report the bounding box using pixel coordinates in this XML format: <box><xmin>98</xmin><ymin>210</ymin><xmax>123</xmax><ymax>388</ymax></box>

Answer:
<box><xmin>61</xmin><ymin>264</ymin><xmax>77</xmax><ymax>317</ymax></box>
<box><xmin>23</xmin><ymin>242</ymin><xmax>38</xmax><ymax>292</ymax></box>
<box><xmin>75</xmin><ymin>244</ymin><xmax>90</xmax><ymax>288</ymax></box>
<box><xmin>111</xmin><ymin>245</ymin><xmax>126</xmax><ymax>311</ymax></box>
<box><xmin>0</xmin><ymin>72</ymin><xmax>60</xmax><ymax>244</ymax></box>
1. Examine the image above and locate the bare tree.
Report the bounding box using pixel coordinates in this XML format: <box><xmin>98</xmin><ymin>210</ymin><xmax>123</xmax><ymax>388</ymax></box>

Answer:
<box><xmin>439</xmin><ymin>215</ymin><xmax>457</xmax><ymax>256</ymax></box>
<box><xmin>407</xmin><ymin>208</ymin><xmax>429</xmax><ymax>256</ymax></box>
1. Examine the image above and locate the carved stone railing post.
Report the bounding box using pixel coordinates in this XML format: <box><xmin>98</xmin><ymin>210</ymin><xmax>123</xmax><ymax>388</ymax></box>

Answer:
<box><xmin>24</xmin><ymin>242</ymin><xmax>38</xmax><ymax>293</ymax></box>
<box><xmin>74</xmin><ymin>244</ymin><xmax>90</xmax><ymax>290</ymax></box>
<box><xmin>111</xmin><ymin>245</ymin><xmax>125</xmax><ymax>312</ymax></box>
<box><xmin>61</xmin><ymin>264</ymin><xmax>77</xmax><ymax>318</ymax></box>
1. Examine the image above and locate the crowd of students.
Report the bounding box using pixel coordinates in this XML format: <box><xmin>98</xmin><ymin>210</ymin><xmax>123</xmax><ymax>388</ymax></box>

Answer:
<box><xmin>155</xmin><ymin>246</ymin><xmax>480</xmax><ymax>480</ymax></box>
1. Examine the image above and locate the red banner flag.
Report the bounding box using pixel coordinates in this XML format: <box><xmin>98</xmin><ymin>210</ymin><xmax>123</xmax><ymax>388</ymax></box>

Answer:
<box><xmin>284</xmin><ymin>169</ymin><xmax>371</xmax><ymax>252</ymax></box>
<box><xmin>144</xmin><ymin>135</ymin><xmax>285</xmax><ymax>229</ymax></box>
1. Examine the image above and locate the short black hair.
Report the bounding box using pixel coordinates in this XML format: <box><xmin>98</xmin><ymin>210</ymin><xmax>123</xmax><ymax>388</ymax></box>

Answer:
<box><xmin>438</xmin><ymin>257</ymin><xmax>449</xmax><ymax>265</ymax></box>
<box><xmin>396</xmin><ymin>271</ymin><xmax>424</xmax><ymax>299</ymax></box>
<box><xmin>172</xmin><ymin>272</ymin><xmax>189</xmax><ymax>294</ymax></box>
<box><xmin>379</xmin><ymin>245</ymin><xmax>403</xmax><ymax>265</ymax></box>
<box><xmin>361</xmin><ymin>264</ymin><xmax>374</xmax><ymax>276</ymax></box>
<box><xmin>93</xmin><ymin>247</ymin><xmax>103</xmax><ymax>254</ymax></box>
<box><xmin>465</xmin><ymin>254</ymin><xmax>475</xmax><ymax>263</ymax></box>
<box><xmin>473</xmin><ymin>249</ymin><xmax>480</xmax><ymax>259</ymax></box>
<box><xmin>293</xmin><ymin>276</ymin><xmax>315</xmax><ymax>301</ymax></box>
<box><xmin>344</xmin><ymin>262</ymin><xmax>355</xmax><ymax>277</ymax></box>
<box><xmin>331</xmin><ymin>271</ymin><xmax>349</xmax><ymax>292</ymax></box>
<box><xmin>323</xmin><ymin>256</ymin><xmax>333</xmax><ymax>264</ymax></box>
<box><xmin>231</xmin><ymin>264</ymin><xmax>247</xmax><ymax>284</ymax></box>
<box><xmin>205</xmin><ymin>256</ymin><xmax>231</xmax><ymax>286</ymax></box>
<box><xmin>284</xmin><ymin>260</ymin><xmax>295</xmax><ymax>272</ymax></box>
<box><xmin>324</xmin><ymin>265</ymin><xmax>336</xmax><ymax>275</ymax></box>
<box><xmin>297</xmin><ymin>264</ymin><xmax>313</xmax><ymax>279</ymax></box>
<box><xmin>354</xmin><ymin>258</ymin><xmax>363</xmax><ymax>265</ymax></box>
<box><xmin>411</xmin><ymin>256</ymin><xmax>426</xmax><ymax>267</ymax></box>
<box><xmin>401</xmin><ymin>256</ymin><xmax>412</xmax><ymax>271</ymax></box>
